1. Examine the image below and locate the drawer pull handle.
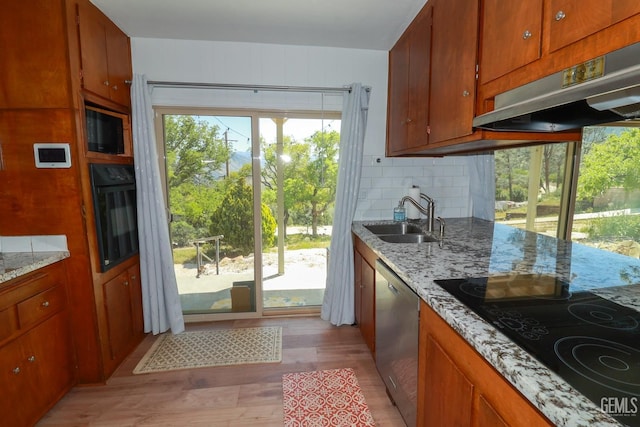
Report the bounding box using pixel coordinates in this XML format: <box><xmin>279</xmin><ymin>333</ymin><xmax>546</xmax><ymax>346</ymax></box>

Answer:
<box><xmin>42</xmin><ymin>301</ymin><xmax>50</xmax><ymax>308</ymax></box>
<box><xmin>28</xmin><ymin>356</ymin><xmax>35</xmax><ymax>363</ymax></box>
<box><xmin>12</xmin><ymin>367</ymin><xmax>20</xmax><ymax>374</ymax></box>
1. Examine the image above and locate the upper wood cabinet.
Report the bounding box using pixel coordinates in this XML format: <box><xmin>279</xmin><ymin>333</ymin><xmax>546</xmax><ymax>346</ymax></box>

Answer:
<box><xmin>547</xmin><ymin>0</ymin><xmax>640</xmax><ymax>53</ymax></box>
<box><xmin>386</xmin><ymin>0</ymin><xmax>479</xmax><ymax>154</ymax></box>
<box><xmin>479</xmin><ymin>0</ymin><xmax>543</xmax><ymax>84</ymax></box>
<box><xmin>0</xmin><ymin>1</ymin><xmax>74</xmax><ymax>109</ymax></box>
<box><xmin>428</xmin><ymin>0</ymin><xmax>478</xmax><ymax>144</ymax></box>
<box><xmin>78</xmin><ymin>0</ymin><xmax>132</xmax><ymax>107</ymax></box>
<box><xmin>478</xmin><ymin>0</ymin><xmax>640</xmax><ymax>112</ymax></box>
<box><xmin>387</xmin><ymin>4</ymin><xmax>432</xmax><ymax>155</ymax></box>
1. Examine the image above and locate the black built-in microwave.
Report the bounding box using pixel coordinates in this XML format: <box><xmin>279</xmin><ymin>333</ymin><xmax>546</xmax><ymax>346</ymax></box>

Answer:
<box><xmin>85</xmin><ymin>105</ymin><xmax>126</xmax><ymax>155</ymax></box>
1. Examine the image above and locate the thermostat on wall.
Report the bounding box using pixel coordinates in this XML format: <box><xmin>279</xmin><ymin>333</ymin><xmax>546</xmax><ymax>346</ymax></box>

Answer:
<box><xmin>34</xmin><ymin>143</ymin><xmax>71</xmax><ymax>168</ymax></box>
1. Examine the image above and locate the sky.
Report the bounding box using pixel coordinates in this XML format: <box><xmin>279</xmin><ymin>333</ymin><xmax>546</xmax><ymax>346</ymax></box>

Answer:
<box><xmin>194</xmin><ymin>115</ymin><xmax>340</xmax><ymax>154</ymax></box>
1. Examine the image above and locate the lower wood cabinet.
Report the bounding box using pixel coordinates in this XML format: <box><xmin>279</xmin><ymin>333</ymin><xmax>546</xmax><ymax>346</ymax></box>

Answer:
<box><xmin>0</xmin><ymin>262</ymin><xmax>75</xmax><ymax>427</ymax></box>
<box><xmin>101</xmin><ymin>262</ymin><xmax>143</xmax><ymax>374</ymax></box>
<box><xmin>418</xmin><ymin>301</ymin><xmax>553</xmax><ymax>426</ymax></box>
<box><xmin>353</xmin><ymin>235</ymin><xmax>376</xmax><ymax>355</ymax></box>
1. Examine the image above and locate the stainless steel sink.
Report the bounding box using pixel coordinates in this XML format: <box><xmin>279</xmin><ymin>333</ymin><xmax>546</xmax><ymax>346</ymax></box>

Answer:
<box><xmin>378</xmin><ymin>233</ymin><xmax>439</xmax><ymax>243</ymax></box>
<box><xmin>364</xmin><ymin>223</ymin><xmax>423</xmax><ymax>235</ymax></box>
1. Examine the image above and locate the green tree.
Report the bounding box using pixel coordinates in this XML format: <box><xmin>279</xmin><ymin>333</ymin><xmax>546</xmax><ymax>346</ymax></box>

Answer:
<box><xmin>164</xmin><ymin>115</ymin><xmax>230</xmax><ymax>244</ymax></box>
<box><xmin>210</xmin><ymin>175</ymin><xmax>276</xmax><ymax>255</ymax></box>
<box><xmin>261</xmin><ymin>130</ymin><xmax>339</xmax><ymax>237</ymax></box>
<box><xmin>578</xmin><ymin>129</ymin><xmax>640</xmax><ymax>203</ymax></box>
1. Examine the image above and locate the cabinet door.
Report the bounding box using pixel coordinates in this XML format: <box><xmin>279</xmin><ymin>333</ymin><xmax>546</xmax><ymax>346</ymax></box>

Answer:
<box><xmin>360</xmin><ymin>258</ymin><xmax>375</xmax><ymax>354</ymax></box>
<box><xmin>387</xmin><ymin>33</ymin><xmax>411</xmax><ymax>155</ymax></box>
<box><xmin>78</xmin><ymin>0</ymin><xmax>110</xmax><ymax>99</ymax></box>
<box><xmin>0</xmin><ymin>312</ymin><xmax>74</xmax><ymax>427</ymax></box>
<box><xmin>354</xmin><ymin>249</ymin><xmax>363</xmax><ymax>325</ymax></box>
<box><xmin>0</xmin><ymin>337</ymin><xmax>31</xmax><ymax>427</ymax></box>
<box><xmin>479</xmin><ymin>0</ymin><xmax>542</xmax><ymax>84</ymax></box>
<box><xmin>429</xmin><ymin>0</ymin><xmax>479</xmax><ymax>144</ymax></box>
<box><xmin>476</xmin><ymin>394</ymin><xmax>509</xmax><ymax>427</ymax></box>
<box><xmin>105</xmin><ymin>22</ymin><xmax>132</xmax><ymax>107</ymax></box>
<box><xmin>77</xmin><ymin>0</ymin><xmax>132</xmax><ymax>107</ymax></box>
<box><xmin>406</xmin><ymin>6</ymin><xmax>432</xmax><ymax>149</ymax></box>
<box><xmin>23</xmin><ymin>312</ymin><xmax>75</xmax><ymax>415</ymax></box>
<box><xmin>548</xmin><ymin>0</ymin><xmax>612</xmax><ymax>52</ymax></box>
<box><xmin>103</xmin><ymin>272</ymin><xmax>134</xmax><ymax>361</ymax></box>
<box><xmin>423</xmin><ymin>334</ymin><xmax>473</xmax><ymax>426</ymax></box>
<box><xmin>128</xmin><ymin>264</ymin><xmax>144</xmax><ymax>335</ymax></box>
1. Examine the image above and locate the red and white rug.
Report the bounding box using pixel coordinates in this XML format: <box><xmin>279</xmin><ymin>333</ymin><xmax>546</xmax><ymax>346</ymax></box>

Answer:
<box><xmin>282</xmin><ymin>368</ymin><xmax>376</xmax><ymax>426</ymax></box>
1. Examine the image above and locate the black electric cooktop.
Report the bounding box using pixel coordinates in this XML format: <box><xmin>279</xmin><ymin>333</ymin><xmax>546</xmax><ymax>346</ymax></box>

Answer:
<box><xmin>435</xmin><ymin>275</ymin><xmax>640</xmax><ymax>426</ymax></box>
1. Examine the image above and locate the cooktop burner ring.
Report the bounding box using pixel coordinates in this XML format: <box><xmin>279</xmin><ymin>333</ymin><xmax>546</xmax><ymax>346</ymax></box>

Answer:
<box><xmin>554</xmin><ymin>336</ymin><xmax>640</xmax><ymax>395</ymax></box>
<box><xmin>568</xmin><ymin>302</ymin><xmax>640</xmax><ymax>331</ymax></box>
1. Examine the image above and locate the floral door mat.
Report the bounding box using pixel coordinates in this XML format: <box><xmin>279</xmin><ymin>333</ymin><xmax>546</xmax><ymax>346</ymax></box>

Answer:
<box><xmin>133</xmin><ymin>326</ymin><xmax>282</xmax><ymax>374</ymax></box>
<box><xmin>282</xmin><ymin>368</ymin><xmax>376</xmax><ymax>426</ymax></box>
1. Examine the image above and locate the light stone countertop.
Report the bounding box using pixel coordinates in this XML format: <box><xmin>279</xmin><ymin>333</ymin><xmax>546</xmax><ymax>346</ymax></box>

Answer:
<box><xmin>0</xmin><ymin>251</ymin><xmax>70</xmax><ymax>285</ymax></box>
<box><xmin>353</xmin><ymin>217</ymin><xmax>640</xmax><ymax>427</ymax></box>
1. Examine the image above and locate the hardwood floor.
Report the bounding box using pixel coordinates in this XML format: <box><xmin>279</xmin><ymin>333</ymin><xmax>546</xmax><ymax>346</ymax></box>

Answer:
<box><xmin>38</xmin><ymin>316</ymin><xmax>406</xmax><ymax>426</ymax></box>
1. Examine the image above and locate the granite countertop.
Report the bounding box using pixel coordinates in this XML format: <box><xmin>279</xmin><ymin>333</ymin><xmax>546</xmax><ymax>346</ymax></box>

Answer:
<box><xmin>353</xmin><ymin>217</ymin><xmax>640</xmax><ymax>427</ymax></box>
<box><xmin>0</xmin><ymin>251</ymin><xmax>70</xmax><ymax>285</ymax></box>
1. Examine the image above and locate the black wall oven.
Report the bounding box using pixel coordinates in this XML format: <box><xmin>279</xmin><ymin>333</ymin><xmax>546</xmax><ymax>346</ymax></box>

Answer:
<box><xmin>89</xmin><ymin>163</ymin><xmax>139</xmax><ymax>272</ymax></box>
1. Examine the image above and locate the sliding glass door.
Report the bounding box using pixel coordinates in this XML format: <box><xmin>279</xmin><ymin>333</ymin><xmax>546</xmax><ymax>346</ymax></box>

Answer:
<box><xmin>155</xmin><ymin>107</ymin><xmax>339</xmax><ymax>318</ymax></box>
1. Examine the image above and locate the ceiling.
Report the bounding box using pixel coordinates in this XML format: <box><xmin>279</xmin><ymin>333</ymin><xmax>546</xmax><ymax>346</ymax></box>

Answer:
<box><xmin>90</xmin><ymin>0</ymin><xmax>427</xmax><ymax>51</ymax></box>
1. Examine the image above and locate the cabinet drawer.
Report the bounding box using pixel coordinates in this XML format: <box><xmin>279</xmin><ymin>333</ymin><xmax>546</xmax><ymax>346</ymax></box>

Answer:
<box><xmin>17</xmin><ymin>285</ymin><xmax>65</xmax><ymax>329</ymax></box>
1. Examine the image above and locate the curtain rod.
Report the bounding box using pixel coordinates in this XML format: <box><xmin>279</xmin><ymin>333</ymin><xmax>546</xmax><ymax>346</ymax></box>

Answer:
<box><xmin>142</xmin><ymin>80</ymin><xmax>365</xmax><ymax>94</ymax></box>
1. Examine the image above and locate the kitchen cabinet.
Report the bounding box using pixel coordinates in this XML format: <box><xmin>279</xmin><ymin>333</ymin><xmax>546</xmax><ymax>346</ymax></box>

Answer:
<box><xmin>478</xmin><ymin>0</ymin><xmax>640</xmax><ymax>115</ymax></box>
<box><xmin>417</xmin><ymin>301</ymin><xmax>553</xmax><ymax>426</ymax></box>
<box><xmin>387</xmin><ymin>4</ymin><xmax>432</xmax><ymax>155</ymax></box>
<box><xmin>102</xmin><ymin>264</ymin><xmax>143</xmax><ymax>372</ymax></box>
<box><xmin>0</xmin><ymin>262</ymin><xmax>75</xmax><ymax>427</ymax></box>
<box><xmin>0</xmin><ymin>0</ymin><xmax>143</xmax><ymax>385</ymax></box>
<box><xmin>353</xmin><ymin>235</ymin><xmax>376</xmax><ymax>355</ymax></box>
<box><xmin>78</xmin><ymin>0</ymin><xmax>132</xmax><ymax>107</ymax></box>
<box><xmin>479</xmin><ymin>0</ymin><xmax>543</xmax><ymax>84</ymax></box>
<box><xmin>547</xmin><ymin>0</ymin><xmax>640</xmax><ymax>53</ymax></box>
<box><xmin>386</xmin><ymin>0</ymin><xmax>478</xmax><ymax>153</ymax></box>
<box><xmin>428</xmin><ymin>0</ymin><xmax>478</xmax><ymax>145</ymax></box>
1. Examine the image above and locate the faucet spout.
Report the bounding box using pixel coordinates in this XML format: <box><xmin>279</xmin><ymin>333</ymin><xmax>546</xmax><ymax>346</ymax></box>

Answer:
<box><xmin>398</xmin><ymin>193</ymin><xmax>436</xmax><ymax>232</ymax></box>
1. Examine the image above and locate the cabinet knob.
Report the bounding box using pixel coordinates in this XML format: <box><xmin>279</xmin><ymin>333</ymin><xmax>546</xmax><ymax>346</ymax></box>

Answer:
<box><xmin>406</xmin><ymin>118</ymin><xmax>412</xmax><ymax>123</ymax></box>
<box><xmin>27</xmin><ymin>355</ymin><xmax>35</xmax><ymax>363</ymax></box>
<box><xmin>41</xmin><ymin>300</ymin><xmax>50</xmax><ymax>308</ymax></box>
<box><xmin>131</xmin><ymin>275</ymin><xmax>137</xmax><ymax>280</ymax></box>
<box><xmin>555</xmin><ymin>10</ymin><xmax>566</xmax><ymax>21</ymax></box>
<box><xmin>462</xmin><ymin>90</ymin><xmax>470</xmax><ymax>97</ymax></box>
<box><xmin>522</xmin><ymin>30</ymin><xmax>532</xmax><ymax>40</ymax></box>
<box><xmin>103</xmin><ymin>80</ymin><xmax>110</xmax><ymax>86</ymax></box>
<box><xmin>112</xmin><ymin>85</ymin><xmax>118</xmax><ymax>91</ymax></box>
<box><xmin>12</xmin><ymin>367</ymin><xmax>20</xmax><ymax>374</ymax></box>
<box><xmin>123</xmin><ymin>281</ymin><xmax>129</xmax><ymax>286</ymax></box>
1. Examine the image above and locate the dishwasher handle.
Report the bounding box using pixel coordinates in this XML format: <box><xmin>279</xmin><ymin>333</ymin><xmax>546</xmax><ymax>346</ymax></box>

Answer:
<box><xmin>387</xmin><ymin>283</ymin><xmax>399</xmax><ymax>295</ymax></box>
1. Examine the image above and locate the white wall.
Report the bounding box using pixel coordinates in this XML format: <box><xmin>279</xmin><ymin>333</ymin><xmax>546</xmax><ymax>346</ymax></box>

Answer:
<box><xmin>131</xmin><ymin>38</ymin><xmax>471</xmax><ymax>220</ymax></box>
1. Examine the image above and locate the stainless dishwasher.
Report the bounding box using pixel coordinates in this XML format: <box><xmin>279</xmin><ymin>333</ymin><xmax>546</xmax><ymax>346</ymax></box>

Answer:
<box><xmin>375</xmin><ymin>260</ymin><xmax>419</xmax><ymax>427</ymax></box>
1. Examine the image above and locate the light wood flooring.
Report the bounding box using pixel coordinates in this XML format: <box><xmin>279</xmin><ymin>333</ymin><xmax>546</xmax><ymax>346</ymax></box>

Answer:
<box><xmin>38</xmin><ymin>316</ymin><xmax>406</xmax><ymax>426</ymax></box>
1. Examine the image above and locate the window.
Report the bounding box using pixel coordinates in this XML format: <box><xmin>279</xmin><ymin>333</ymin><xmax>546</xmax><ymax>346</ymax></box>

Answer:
<box><xmin>495</xmin><ymin>126</ymin><xmax>640</xmax><ymax>259</ymax></box>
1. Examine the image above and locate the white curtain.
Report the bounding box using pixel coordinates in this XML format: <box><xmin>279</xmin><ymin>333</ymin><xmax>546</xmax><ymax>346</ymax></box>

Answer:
<box><xmin>466</xmin><ymin>154</ymin><xmax>496</xmax><ymax>220</ymax></box>
<box><xmin>131</xmin><ymin>74</ymin><xmax>185</xmax><ymax>335</ymax></box>
<box><xmin>321</xmin><ymin>83</ymin><xmax>370</xmax><ymax>326</ymax></box>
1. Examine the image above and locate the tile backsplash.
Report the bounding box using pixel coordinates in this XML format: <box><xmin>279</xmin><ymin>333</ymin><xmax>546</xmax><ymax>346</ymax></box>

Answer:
<box><xmin>354</xmin><ymin>155</ymin><xmax>471</xmax><ymax>221</ymax></box>
<box><xmin>0</xmin><ymin>235</ymin><xmax>68</xmax><ymax>253</ymax></box>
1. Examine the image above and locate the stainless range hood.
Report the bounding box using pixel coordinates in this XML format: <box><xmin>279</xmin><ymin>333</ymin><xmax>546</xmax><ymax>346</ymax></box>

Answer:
<box><xmin>473</xmin><ymin>42</ymin><xmax>640</xmax><ymax>132</ymax></box>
